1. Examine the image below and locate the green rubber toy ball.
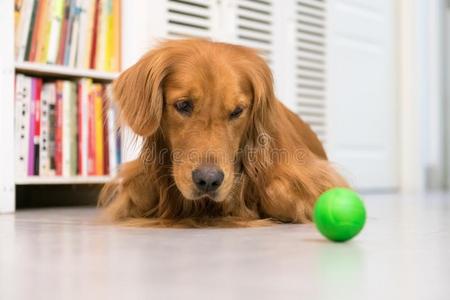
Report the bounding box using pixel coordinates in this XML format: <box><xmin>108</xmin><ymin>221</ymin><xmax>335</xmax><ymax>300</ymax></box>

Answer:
<box><xmin>313</xmin><ymin>187</ymin><xmax>366</xmax><ymax>242</ymax></box>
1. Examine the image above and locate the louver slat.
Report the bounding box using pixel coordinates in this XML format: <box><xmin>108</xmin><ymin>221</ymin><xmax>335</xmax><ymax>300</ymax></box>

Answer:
<box><xmin>167</xmin><ymin>0</ymin><xmax>212</xmax><ymax>38</ymax></box>
<box><xmin>236</xmin><ymin>0</ymin><xmax>273</xmax><ymax>63</ymax></box>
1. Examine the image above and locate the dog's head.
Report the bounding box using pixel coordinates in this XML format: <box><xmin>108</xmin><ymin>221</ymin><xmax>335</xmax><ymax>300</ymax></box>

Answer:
<box><xmin>113</xmin><ymin>39</ymin><xmax>275</xmax><ymax>202</ymax></box>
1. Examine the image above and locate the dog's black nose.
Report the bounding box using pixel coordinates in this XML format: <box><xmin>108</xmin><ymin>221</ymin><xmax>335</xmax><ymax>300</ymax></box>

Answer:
<box><xmin>192</xmin><ymin>165</ymin><xmax>224</xmax><ymax>193</ymax></box>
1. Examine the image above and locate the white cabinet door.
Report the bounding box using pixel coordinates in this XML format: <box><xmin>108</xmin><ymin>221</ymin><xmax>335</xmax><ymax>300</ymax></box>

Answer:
<box><xmin>326</xmin><ymin>0</ymin><xmax>397</xmax><ymax>191</ymax></box>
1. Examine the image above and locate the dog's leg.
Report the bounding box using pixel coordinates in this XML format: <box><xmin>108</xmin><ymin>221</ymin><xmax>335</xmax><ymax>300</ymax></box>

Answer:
<box><xmin>99</xmin><ymin>160</ymin><xmax>158</xmax><ymax>222</ymax></box>
<box><xmin>260</xmin><ymin>160</ymin><xmax>348</xmax><ymax>223</ymax></box>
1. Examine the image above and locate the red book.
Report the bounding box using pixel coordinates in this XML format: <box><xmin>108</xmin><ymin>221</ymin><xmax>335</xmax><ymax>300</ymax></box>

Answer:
<box><xmin>90</xmin><ymin>0</ymin><xmax>100</xmax><ymax>69</ymax></box>
<box><xmin>55</xmin><ymin>81</ymin><xmax>64</xmax><ymax>175</ymax></box>
<box><xmin>57</xmin><ymin>0</ymin><xmax>71</xmax><ymax>65</ymax></box>
<box><xmin>87</xmin><ymin>89</ymin><xmax>95</xmax><ymax>175</ymax></box>
<box><xmin>77</xmin><ymin>81</ymin><xmax>83</xmax><ymax>175</ymax></box>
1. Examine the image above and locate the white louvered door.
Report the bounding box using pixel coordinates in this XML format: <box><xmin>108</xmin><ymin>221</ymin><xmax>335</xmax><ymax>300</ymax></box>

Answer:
<box><xmin>161</xmin><ymin>0</ymin><xmax>328</xmax><ymax>143</ymax></box>
<box><xmin>121</xmin><ymin>0</ymin><xmax>399</xmax><ymax>191</ymax></box>
<box><xmin>165</xmin><ymin>0</ymin><xmax>274</xmax><ymax>63</ymax></box>
<box><xmin>294</xmin><ymin>0</ymin><xmax>327</xmax><ymax>142</ymax></box>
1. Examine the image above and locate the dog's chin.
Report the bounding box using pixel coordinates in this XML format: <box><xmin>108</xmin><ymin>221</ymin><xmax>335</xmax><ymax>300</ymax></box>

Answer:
<box><xmin>178</xmin><ymin>187</ymin><xmax>225</xmax><ymax>202</ymax></box>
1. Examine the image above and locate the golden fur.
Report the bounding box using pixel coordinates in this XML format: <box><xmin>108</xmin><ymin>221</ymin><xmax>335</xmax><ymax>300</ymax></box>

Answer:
<box><xmin>99</xmin><ymin>39</ymin><xmax>348</xmax><ymax>227</ymax></box>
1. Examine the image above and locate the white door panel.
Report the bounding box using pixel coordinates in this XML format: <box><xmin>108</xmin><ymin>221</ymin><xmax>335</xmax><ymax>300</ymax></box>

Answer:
<box><xmin>326</xmin><ymin>0</ymin><xmax>397</xmax><ymax>191</ymax></box>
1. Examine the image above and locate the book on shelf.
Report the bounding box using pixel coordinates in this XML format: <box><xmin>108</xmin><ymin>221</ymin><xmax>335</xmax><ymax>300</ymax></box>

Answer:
<box><xmin>15</xmin><ymin>0</ymin><xmax>121</xmax><ymax>72</ymax></box>
<box><xmin>14</xmin><ymin>74</ymin><xmax>121</xmax><ymax>179</ymax></box>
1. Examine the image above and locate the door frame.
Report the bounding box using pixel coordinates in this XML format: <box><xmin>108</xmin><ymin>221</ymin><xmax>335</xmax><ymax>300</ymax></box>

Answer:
<box><xmin>397</xmin><ymin>0</ymin><xmax>447</xmax><ymax>192</ymax></box>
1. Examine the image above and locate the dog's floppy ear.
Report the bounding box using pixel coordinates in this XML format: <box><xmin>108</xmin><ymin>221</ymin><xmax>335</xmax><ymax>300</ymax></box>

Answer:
<box><xmin>239</xmin><ymin>49</ymin><xmax>277</xmax><ymax>181</ymax></box>
<box><xmin>112</xmin><ymin>46</ymin><xmax>171</xmax><ymax>136</ymax></box>
<box><xmin>240</xmin><ymin>49</ymin><xmax>276</xmax><ymax>137</ymax></box>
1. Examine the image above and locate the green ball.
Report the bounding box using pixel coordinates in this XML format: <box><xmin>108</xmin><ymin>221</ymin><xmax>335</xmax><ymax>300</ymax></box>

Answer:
<box><xmin>313</xmin><ymin>188</ymin><xmax>366</xmax><ymax>242</ymax></box>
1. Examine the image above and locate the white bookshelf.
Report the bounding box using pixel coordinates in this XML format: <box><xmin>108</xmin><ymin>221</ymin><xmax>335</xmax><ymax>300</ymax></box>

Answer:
<box><xmin>0</xmin><ymin>0</ymin><xmax>126</xmax><ymax>213</ymax></box>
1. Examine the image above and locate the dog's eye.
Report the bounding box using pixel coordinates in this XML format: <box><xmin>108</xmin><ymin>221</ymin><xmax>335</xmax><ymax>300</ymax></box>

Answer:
<box><xmin>229</xmin><ymin>106</ymin><xmax>243</xmax><ymax>120</ymax></box>
<box><xmin>174</xmin><ymin>99</ymin><xmax>193</xmax><ymax>115</ymax></box>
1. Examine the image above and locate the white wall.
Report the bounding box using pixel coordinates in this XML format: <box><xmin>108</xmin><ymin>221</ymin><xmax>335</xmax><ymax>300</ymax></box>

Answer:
<box><xmin>120</xmin><ymin>0</ymin><xmax>168</xmax><ymax>162</ymax></box>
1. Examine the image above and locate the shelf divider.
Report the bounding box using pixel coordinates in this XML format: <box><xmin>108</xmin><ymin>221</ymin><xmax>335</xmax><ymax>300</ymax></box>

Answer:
<box><xmin>15</xmin><ymin>61</ymin><xmax>119</xmax><ymax>81</ymax></box>
<box><xmin>15</xmin><ymin>176</ymin><xmax>114</xmax><ymax>185</ymax></box>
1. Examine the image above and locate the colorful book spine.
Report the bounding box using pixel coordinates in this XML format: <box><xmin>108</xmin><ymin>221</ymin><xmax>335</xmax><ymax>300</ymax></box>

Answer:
<box><xmin>76</xmin><ymin>0</ymin><xmax>90</xmax><ymax>69</ymax></box>
<box><xmin>14</xmin><ymin>0</ymin><xmax>24</xmax><ymax>35</ymax></box>
<box><xmin>69</xmin><ymin>82</ymin><xmax>78</xmax><ymax>175</ymax></box>
<box><xmin>47</xmin><ymin>0</ymin><xmax>66</xmax><ymax>64</ymax></box>
<box><xmin>16</xmin><ymin>0</ymin><xmax>34</xmax><ymax>61</ymax></box>
<box><xmin>56</xmin><ymin>0</ymin><xmax>71</xmax><ymax>65</ymax></box>
<box><xmin>62</xmin><ymin>81</ymin><xmax>78</xmax><ymax>176</ymax></box>
<box><xmin>24</xmin><ymin>0</ymin><xmax>39</xmax><ymax>61</ymax></box>
<box><xmin>15</xmin><ymin>76</ymin><xmax>119</xmax><ymax>178</ymax></box>
<box><xmin>107</xmin><ymin>99</ymin><xmax>118</xmax><ymax>175</ymax></box>
<box><xmin>36</xmin><ymin>0</ymin><xmax>54</xmax><ymax>63</ymax></box>
<box><xmin>87</xmin><ymin>88</ymin><xmax>96</xmax><ymax>175</ymax></box>
<box><xmin>15</xmin><ymin>74</ymin><xmax>31</xmax><ymax>178</ymax></box>
<box><xmin>103</xmin><ymin>0</ymin><xmax>113</xmax><ymax>71</ymax></box>
<box><xmin>94</xmin><ymin>0</ymin><xmax>107</xmax><ymax>70</ymax></box>
<box><xmin>39</xmin><ymin>83</ymin><xmax>57</xmax><ymax>176</ymax></box>
<box><xmin>77</xmin><ymin>78</ymin><xmax>91</xmax><ymax>175</ymax></box>
<box><xmin>93</xmin><ymin>84</ymin><xmax>104</xmax><ymax>175</ymax></box>
<box><xmin>111</xmin><ymin>0</ymin><xmax>121</xmax><ymax>71</ymax></box>
<box><xmin>68</xmin><ymin>0</ymin><xmax>82</xmax><ymax>66</ymax></box>
<box><xmin>34</xmin><ymin>0</ymin><xmax>51</xmax><ymax>62</ymax></box>
<box><xmin>103</xmin><ymin>103</ymin><xmax>109</xmax><ymax>175</ymax></box>
<box><xmin>33</xmin><ymin>78</ymin><xmax>42</xmax><ymax>175</ymax></box>
<box><xmin>27</xmin><ymin>79</ymin><xmax>35</xmax><ymax>176</ymax></box>
<box><xmin>39</xmin><ymin>83</ymin><xmax>50</xmax><ymax>175</ymax></box>
<box><xmin>63</xmin><ymin>0</ymin><xmax>75</xmax><ymax>65</ymax></box>
<box><xmin>55</xmin><ymin>81</ymin><xmax>64</xmax><ymax>175</ymax></box>
<box><xmin>48</xmin><ymin>89</ymin><xmax>57</xmax><ymax>174</ymax></box>
<box><xmin>90</xmin><ymin>0</ymin><xmax>100</xmax><ymax>69</ymax></box>
<box><xmin>28</xmin><ymin>0</ymin><xmax>45</xmax><ymax>61</ymax></box>
<box><xmin>15</xmin><ymin>0</ymin><xmax>121</xmax><ymax>72</ymax></box>
<box><xmin>83</xmin><ymin>0</ymin><xmax>97</xmax><ymax>69</ymax></box>
<box><xmin>26</xmin><ymin>78</ymin><xmax>42</xmax><ymax>176</ymax></box>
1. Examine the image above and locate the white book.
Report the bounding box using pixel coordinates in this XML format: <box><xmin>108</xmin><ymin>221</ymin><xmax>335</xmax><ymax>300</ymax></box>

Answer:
<box><xmin>107</xmin><ymin>101</ymin><xmax>118</xmax><ymax>175</ymax></box>
<box><xmin>47</xmin><ymin>0</ymin><xmax>65</xmax><ymax>64</ymax></box>
<box><xmin>15</xmin><ymin>75</ymin><xmax>31</xmax><ymax>178</ymax></box>
<box><xmin>39</xmin><ymin>83</ymin><xmax>56</xmax><ymax>176</ymax></box>
<box><xmin>16</xmin><ymin>0</ymin><xmax>34</xmax><ymax>61</ymax></box>
<box><xmin>76</xmin><ymin>0</ymin><xmax>90</xmax><ymax>68</ymax></box>
<box><xmin>68</xmin><ymin>0</ymin><xmax>82</xmax><ymax>67</ymax></box>
<box><xmin>69</xmin><ymin>82</ymin><xmax>78</xmax><ymax>175</ymax></box>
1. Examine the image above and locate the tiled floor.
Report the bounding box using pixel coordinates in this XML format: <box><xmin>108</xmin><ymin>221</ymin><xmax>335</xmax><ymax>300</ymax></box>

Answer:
<box><xmin>0</xmin><ymin>193</ymin><xmax>449</xmax><ymax>300</ymax></box>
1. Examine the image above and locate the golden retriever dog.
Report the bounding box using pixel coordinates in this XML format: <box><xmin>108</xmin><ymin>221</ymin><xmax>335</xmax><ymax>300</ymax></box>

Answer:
<box><xmin>99</xmin><ymin>39</ymin><xmax>348</xmax><ymax>227</ymax></box>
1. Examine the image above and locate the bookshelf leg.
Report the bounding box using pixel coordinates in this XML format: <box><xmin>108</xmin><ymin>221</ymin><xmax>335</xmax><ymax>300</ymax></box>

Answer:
<box><xmin>0</xmin><ymin>187</ymin><xmax>15</xmax><ymax>213</ymax></box>
<box><xmin>0</xmin><ymin>0</ymin><xmax>15</xmax><ymax>213</ymax></box>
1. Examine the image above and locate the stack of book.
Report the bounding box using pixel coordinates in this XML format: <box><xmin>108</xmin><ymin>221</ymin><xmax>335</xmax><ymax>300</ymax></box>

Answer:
<box><xmin>15</xmin><ymin>0</ymin><xmax>121</xmax><ymax>72</ymax></box>
<box><xmin>15</xmin><ymin>74</ymin><xmax>121</xmax><ymax>177</ymax></box>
